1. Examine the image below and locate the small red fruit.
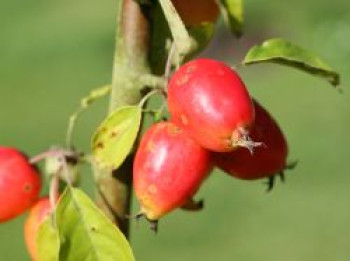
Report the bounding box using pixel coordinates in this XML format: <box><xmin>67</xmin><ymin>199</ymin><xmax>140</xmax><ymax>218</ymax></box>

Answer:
<box><xmin>133</xmin><ymin>121</ymin><xmax>212</xmax><ymax>221</ymax></box>
<box><xmin>213</xmin><ymin>100</ymin><xmax>288</xmax><ymax>180</ymax></box>
<box><xmin>168</xmin><ymin>58</ymin><xmax>256</xmax><ymax>152</ymax></box>
<box><xmin>172</xmin><ymin>0</ymin><xmax>220</xmax><ymax>27</ymax></box>
<box><xmin>24</xmin><ymin>197</ymin><xmax>52</xmax><ymax>261</ymax></box>
<box><xmin>0</xmin><ymin>147</ymin><xmax>42</xmax><ymax>222</ymax></box>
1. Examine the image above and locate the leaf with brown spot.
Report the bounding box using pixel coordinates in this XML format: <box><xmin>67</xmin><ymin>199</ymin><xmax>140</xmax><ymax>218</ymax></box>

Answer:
<box><xmin>92</xmin><ymin>106</ymin><xmax>141</xmax><ymax>170</ymax></box>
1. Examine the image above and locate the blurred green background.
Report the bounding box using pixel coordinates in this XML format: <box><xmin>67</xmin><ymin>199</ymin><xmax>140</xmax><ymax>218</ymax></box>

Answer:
<box><xmin>1</xmin><ymin>0</ymin><xmax>349</xmax><ymax>260</ymax></box>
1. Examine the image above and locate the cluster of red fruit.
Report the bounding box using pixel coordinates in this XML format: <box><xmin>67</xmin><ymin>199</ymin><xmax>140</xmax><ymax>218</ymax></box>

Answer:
<box><xmin>0</xmin><ymin>148</ymin><xmax>53</xmax><ymax>260</ymax></box>
<box><xmin>133</xmin><ymin>59</ymin><xmax>288</xmax><ymax>222</ymax></box>
<box><xmin>0</xmin><ymin>58</ymin><xmax>288</xmax><ymax>257</ymax></box>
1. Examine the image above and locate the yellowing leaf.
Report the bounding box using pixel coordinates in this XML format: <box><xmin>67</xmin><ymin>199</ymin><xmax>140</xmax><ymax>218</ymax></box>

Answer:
<box><xmin>37</xmin><ymin>218</ymin><xmax>59</xmax><ymax>261</ymax></box>
<box><xmin>92</xmin><ymin>106</ymin><xmax>141</xmax><ymax>170</ymax></box>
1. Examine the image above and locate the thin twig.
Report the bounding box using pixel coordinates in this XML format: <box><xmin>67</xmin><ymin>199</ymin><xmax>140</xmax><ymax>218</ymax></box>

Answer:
<box><xmin>164</xmin><ymin>41</ymin><xmax>176</xmax><ymax>80</ymax></box>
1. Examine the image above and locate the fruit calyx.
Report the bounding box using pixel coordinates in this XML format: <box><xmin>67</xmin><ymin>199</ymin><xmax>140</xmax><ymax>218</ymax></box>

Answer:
<box><xmin>181</xmin><ymin>198</ymin><xmax>204</xmax><ymax>212</ymax></box>
<box><xmin>230</xmin><ymin>127</ymin><xmax>264</xmax><ymax>154</ymax></box>
<box><xmin>265</xmin><ymin>161</ymin><xmax>298</xmax><ymax>192</ymax></box>
<box><xmin>134</xmin><ymin>212</ymin><xmax>159</xmax><ymax>234</ymax></box>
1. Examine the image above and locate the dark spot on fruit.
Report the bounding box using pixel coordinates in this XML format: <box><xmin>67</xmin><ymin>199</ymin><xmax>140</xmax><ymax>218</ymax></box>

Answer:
<box><xmin>23</xmin><ymin>183</ymin><xmax>32</xmax><ymax>193</ymax></box>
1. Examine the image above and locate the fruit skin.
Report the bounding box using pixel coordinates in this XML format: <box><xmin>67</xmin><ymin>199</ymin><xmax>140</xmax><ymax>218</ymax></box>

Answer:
<box><xmin>213</xmin><ymin>100</ymin><xmax>288</xmax><ymax>180</ymax></box>
<box><xmin>168</xmin><ymin>58</ymin><xmax>255</xmax><ymax>152</ymax></box>
<box><xmin>0</xmin><ymin>147</ymin><xmax>42</xmax><ymax>222</ymax></box>
<box><xmin>172</xmin><ymin>0</ymin><xmax>220</xmax><ymax>27</ymax></box>
<box><xmin>24</xmin><ymin>197</ymin><xmax>52</xmax><ymax>261</ymax></box>
<box><xmin>133</xmin><ymin>121</ymin><xmax>212</xmax><ymax>220</ymax></box>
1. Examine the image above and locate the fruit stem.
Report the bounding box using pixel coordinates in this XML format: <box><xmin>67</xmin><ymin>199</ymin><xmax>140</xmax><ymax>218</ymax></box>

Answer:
<box><xmin>49</xmin><ymin>175</ymin><xmax>60</xmax><ymax>227</ymax></box>
<box><xmin>58</xmin><ymin>154</ymin><xmax>73</xmax><ymax>186</ymax></box>
<box><xmin>139</xmin><ymin>89</ymin><xmax>161</xmax><ymax>108</ymax></box>
<box><xmin>164</xmin><ymin>41</ymin><xmax>177</xmax><ymax>80</ymax></box>
<box><xmin>49</xmin><ymin>175</ymin><xmax>60</xmax><ymax>209</ymax></box>
<box><xmin>29</xmin><ymin>148</ymin><xmax>75</xmax><ymax>165</ymax></box>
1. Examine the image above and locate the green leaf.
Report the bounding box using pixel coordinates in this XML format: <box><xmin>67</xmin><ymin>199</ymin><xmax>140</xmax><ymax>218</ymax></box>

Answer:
<box><xmin>243</xmin><ymin>38</ymin><xmax>340</xmax><ymax>87</ymax></box>
<box><xmin>37</xmin><ymin>217</ymin><xmax>60</xmax><ymax>261</ymax></box>
<box><xmin>92</xmin><ymin>105</ymin><xmax>141</xmax><ymax>170</ymax></box>
<box><xmin>56</xmin><ymin>188</ymin><xmax>134</xmax><ymax>261</ymax></box>
<box><xmin>220</xmin><ymin>0</ymin><xmax>244</xmax><ymax>37</ymax></box>
<box><xmin>187</xmin><ymin>23</ymin><xmax>215</xmax><ymax>57</ymax></box>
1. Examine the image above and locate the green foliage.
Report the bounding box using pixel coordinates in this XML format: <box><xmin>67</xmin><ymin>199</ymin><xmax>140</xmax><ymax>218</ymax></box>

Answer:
<box><xmin>0</xmin><ymin>0</ymin><xmax>345</xmax><ymax>260</ymax></box>
<box><xmin>92</xmin><ymin>105</ymin><xmax>141</xmax><ymax>170</ymax></box>
<box><xmin>56</xmin><ymin>187</ymin><xmax>134</xmax><ymax>261</ymax></box>
<box><xmin>187</xmin><ymin>23</ymin><xmax>215</xmax><ymax>57</ymax></box>
<box><xmin>37</xmin><ymin>218</ymin><xmax>59</xmax><ymax>261</ymax></box>
<box><xmin>243</xmin><ymin>38</ymin><xmax>340</xmax><ymax>87</ymax></box>
<box><xmin>36</xmin><ymin>188</ymin><xmax>135</xmax><ymax>261</ymax></box>
<box><xmin>220</xmin><ymin>0</ymin><xmax>244</xmax><ymax>37</ymax></box>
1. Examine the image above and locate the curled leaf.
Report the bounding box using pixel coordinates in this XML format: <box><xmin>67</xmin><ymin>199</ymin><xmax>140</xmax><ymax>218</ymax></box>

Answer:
<box><xmin>243</xmin><ymin>38</ymin><xmax>340</xmax><ymax>87</ymax></box>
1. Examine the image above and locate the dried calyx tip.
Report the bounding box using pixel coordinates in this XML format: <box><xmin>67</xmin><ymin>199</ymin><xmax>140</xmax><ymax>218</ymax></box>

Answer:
<box><xmin>149</xmin><ymin>220</ymin><xmax>159</xmax><ymax>234</ymax></box>
<box><xmin>181</xmin><ymin>199</ymin><xmax>204</xmax><ymax>211</ymax></box>
<box><xmin>128</xmin><ymin>212</ymin><xmax>159</xmax><ymax>234</ymax></box>
<box><xmin>279</xmin><ymin>171</ymin><xmax>286</xmax><ymax>183</ymax></box>
<box><xmin>233</xmin><ymin>127</ymin><xmax>264</xmax><ymax>154</ymax></box>
<box><xmin>265</xmin><ymin>176</ymin><xmax>275</xmax><ymax>192</ymax></box>
<box><xmin>286</xmin><ymin>160</ymin><xmax>298</xmax><ymax>170</ymax></box>
<box><xmin>265</xmin><ymin>172</ymin><xmax>286</xmax><ymax>192</ymax></box>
